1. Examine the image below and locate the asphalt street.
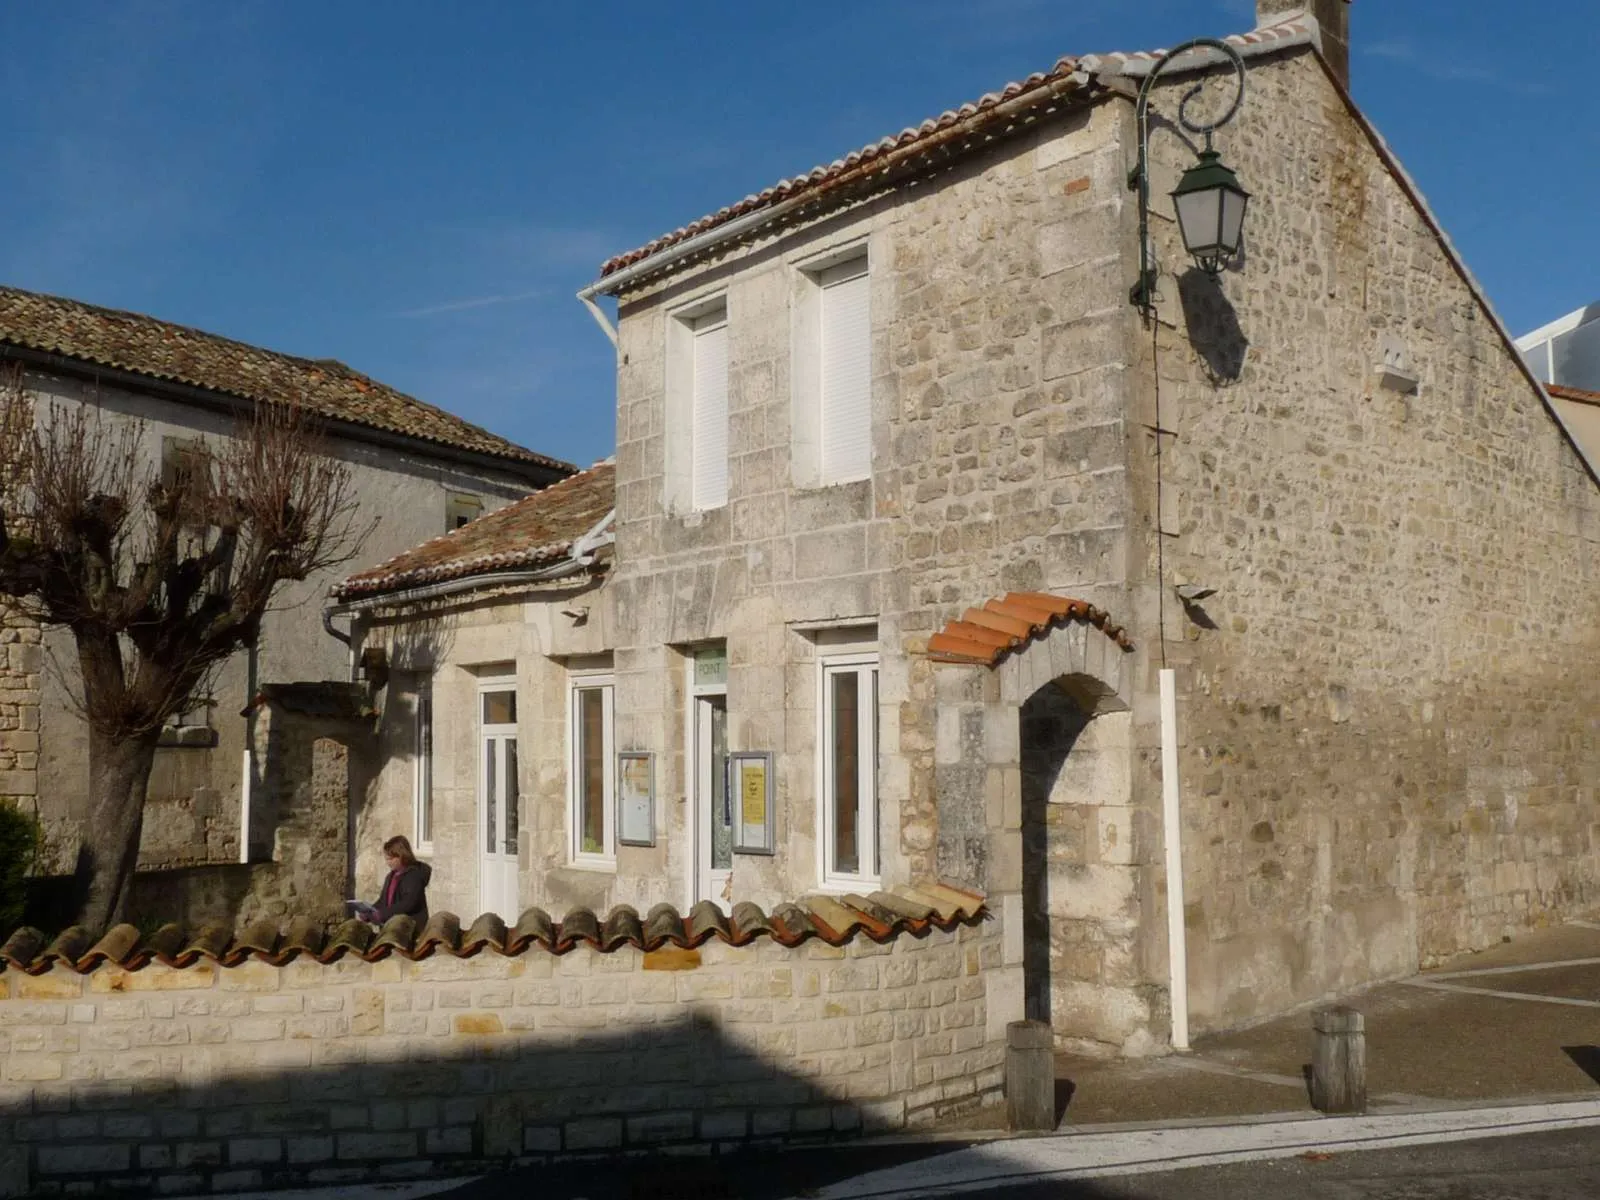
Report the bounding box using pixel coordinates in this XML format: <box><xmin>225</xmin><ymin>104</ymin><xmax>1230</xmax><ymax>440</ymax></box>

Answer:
<box><xmin>425</xmin><ymin>1127</ymin><xmax>1600</xmax><ymax>1200</ymax></box>
<box><xmin>1002</xmin><ymin>1128</ymin><xmax>1600</xmax><ymax>1199</ymax></box>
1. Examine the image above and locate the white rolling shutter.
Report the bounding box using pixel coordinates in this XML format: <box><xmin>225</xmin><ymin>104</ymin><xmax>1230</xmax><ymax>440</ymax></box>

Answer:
<box><xmin>819</xmin><ymin>260</ymin><xmax>871</xmax><ymax>483</ymax></box>
<box><xmin>691</xmin><ymin>312</ymin><xmax>729</xmax><ymax>510</ymax></box>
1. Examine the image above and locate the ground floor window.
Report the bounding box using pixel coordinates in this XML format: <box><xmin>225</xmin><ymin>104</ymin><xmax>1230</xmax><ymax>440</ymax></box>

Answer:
<box><xmin>414</xmin><ymin>675</ymin><xmax>433</xmax><ymax>850</ymax></box>
<box><xmin>820</xmin><ymin>651</ymin><xmax>879</xmax><ymax>886</ymax></box>
<box><xmin>569</xmin><ymin>673</ymin><xmax>615</xmax><ymax>865</ymax></box>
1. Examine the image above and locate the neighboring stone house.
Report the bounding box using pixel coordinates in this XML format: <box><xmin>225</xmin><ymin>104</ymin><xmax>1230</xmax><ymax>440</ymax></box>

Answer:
<box><xmin>0</xmin><ymin>285</ymin><xmax>571</xmax><ymax>886</ymax></box>
<box><xmin>331</xmin><ymin>461</ymin><xmax>616</xmax><ymax>922</ymax></box>
<box><xmin>344</xmin><ymin>0</ymin><xmax>1600</xmax><ymax>1054</ymax></box>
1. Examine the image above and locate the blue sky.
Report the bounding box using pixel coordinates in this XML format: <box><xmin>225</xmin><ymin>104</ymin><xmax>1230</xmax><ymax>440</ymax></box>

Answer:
<box><xmin>3</xmin><ymin>1</ymin><xmax>1596</xmax><ymax>468</ymax></box>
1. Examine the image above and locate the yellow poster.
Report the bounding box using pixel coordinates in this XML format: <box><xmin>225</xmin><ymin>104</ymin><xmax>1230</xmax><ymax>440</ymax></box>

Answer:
<box><xmin>740</xmin><ymin>762</ymin><xmax>767</xmax><ymax>827</ymax></box>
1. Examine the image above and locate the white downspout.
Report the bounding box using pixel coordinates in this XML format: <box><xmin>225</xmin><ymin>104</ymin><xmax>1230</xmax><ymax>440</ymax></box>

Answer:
<box><xmin>578</xmin><ymin>292</ymin><xmax>619</xmax><ymax>346</ymax></box>
<box><xmin>238</xmin><ymin>749</ymin><xmax>252</xmax><ymax>865</ymax></box>
<box><xmin>1160</xmin><ymin>667</ymin><xmax>1190</xmax><ymax>1051</ymax></box>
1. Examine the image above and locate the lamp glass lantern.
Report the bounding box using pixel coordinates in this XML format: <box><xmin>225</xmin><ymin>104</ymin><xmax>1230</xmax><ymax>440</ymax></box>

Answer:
<box><xmin>1170</xmin><ymin>148</ymin><xmax>1250</xmax><ymax>276</ymax></box>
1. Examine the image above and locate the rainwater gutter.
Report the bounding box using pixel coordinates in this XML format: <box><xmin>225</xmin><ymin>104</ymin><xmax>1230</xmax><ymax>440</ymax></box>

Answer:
<box><xmin>322</xmin><ymin>514</ymin><xmax>614</xmax><ymax>623</ymax></box>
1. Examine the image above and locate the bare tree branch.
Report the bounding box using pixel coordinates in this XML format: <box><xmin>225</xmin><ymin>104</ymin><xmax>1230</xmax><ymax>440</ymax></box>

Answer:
<box><xmin>0</xmin><ymin>368</ymin><xmax>373</xmax><ymax>927</ymax></box>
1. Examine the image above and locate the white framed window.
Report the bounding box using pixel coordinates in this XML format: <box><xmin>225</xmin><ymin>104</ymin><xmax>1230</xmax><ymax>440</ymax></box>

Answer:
<box><xmin>414</xmin><ymin>675</ymin><xmax>434</xmax><ymax>852</ymax></box>
<box><xmin>792</xmin><ymin>247</ymin><xmax>871</xmax><ymax>488</ymax></box>
<box><xmin>818</xmin><ymin>646</ymin><xmax>880</xmax><ymax>888</ymax></box>
<box><xmin>568</xmin><ymin>672</ymin><xmax>616</xmax><ymax>866</ymax></box>
<box><xmin>690</xmin><ymin>308</ymin><xmax>729</xmax><ymax>511</ymax></box>
<box><xmin>818</xmin><ymin>257</ymin><xmax>871</xmax><ymax>484</ymax></box>
<box><xmin>664</xmin><ymin>294</ymin><xmax>729</xmax><ymax>514</ymax></box>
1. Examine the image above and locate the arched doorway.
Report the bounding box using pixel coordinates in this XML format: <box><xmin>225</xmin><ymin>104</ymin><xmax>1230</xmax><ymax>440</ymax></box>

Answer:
<box><xmin>929</xmin><ymin>593</ymin><xmax>1146</xmax><ymax>1055</ymax></box>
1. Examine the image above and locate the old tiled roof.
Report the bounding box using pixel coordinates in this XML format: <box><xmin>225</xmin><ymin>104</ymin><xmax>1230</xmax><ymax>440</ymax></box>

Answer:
<box><xmin>927</xmin><ymin>592</ymin><xmax>1134</xmax><ymax>666</ymax></box>
<box><xmin>0</xmin><ymin>883</ymin><xmax>985</xmax><ymax>972</ymax></box>
<box><xmin>333</xmin><ymin>459</ymin><xmax>615</xmax><ymax>601</ymax></box>
<box><xmin>0</xmin><ymin>285</ymin><xmax>572</xmax><ymax>474</ymax></box>
<box><xmin>595</xmin><ymin>15</ymin><xmax>1319</xmax><ymax>283</ymax></box>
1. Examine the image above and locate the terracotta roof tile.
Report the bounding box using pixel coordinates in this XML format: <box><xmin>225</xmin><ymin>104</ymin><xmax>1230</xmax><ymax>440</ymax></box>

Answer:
<box><xmin>595</xmin><ymin>15</ymin><xmax>1319</xmax><ymax>285</ymax></box>
<box><xmin>0</xmin><ymin>884</ymin><xmax>986</xmax><ymax>973</ymax></box>
<box><xmin>333</xmin><ymin>459</ymin><xmax>615</xmax><ymax>600</ymax></box>
<box><xmin>927</xmin><ymin>591</ymin><xmax>1134</xmax><ymax>665</ymax></box>
<box><xmin>0</xmin><ymin>284</ymin><xmax>571</xmax><ymax>475</ymax></box>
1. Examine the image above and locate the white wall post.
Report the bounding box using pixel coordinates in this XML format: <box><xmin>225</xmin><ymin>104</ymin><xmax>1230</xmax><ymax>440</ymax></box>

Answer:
<box><xmin>1159</xmin><ymin>667</ymin><xmax>1189</xmax><ymax>1051</ymax></box>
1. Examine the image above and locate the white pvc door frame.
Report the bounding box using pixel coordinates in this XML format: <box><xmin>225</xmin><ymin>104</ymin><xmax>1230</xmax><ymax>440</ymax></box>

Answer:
<box><xmin>477</xmin><ymin>678</ymin><xmax>520</xmax><ymax>920</ymax></box>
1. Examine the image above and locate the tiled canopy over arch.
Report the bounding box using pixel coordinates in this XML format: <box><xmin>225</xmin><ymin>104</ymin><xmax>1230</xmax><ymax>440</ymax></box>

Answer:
<box><xmin>929</xmin><ymin>591</ymin><xmax>1137</xmax><ymax>710</ymax></box>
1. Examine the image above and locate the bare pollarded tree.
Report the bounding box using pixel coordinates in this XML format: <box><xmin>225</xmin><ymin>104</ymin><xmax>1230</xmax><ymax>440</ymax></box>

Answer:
<box><xmin>0</xmin><ymin>366</ymin><xmax>369</xmax><ymax>930</ymax></box>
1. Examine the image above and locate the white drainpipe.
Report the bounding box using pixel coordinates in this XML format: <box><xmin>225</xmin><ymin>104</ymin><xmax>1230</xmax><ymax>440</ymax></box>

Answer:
<box><xmin>1160</xmin><ymin>667</ymin><xmax>1190</xmax><ymax>1051</ymax></box>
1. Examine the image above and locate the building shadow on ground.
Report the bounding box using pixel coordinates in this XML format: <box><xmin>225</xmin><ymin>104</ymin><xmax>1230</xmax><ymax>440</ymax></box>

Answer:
<box><xmin>1</xmin><ymin>999</ymin><xmax>1143</xmax><ymax>1199</ymax></box>
<box><xmin>437</xmin><ymin>1138</ymin><xmax>1141</xmax><ymax>1200</ymax></box>
<box><xmin>1562</xmin><ymin>1046</ymin><xmax>1600</xmax><ymax>1087</ymax></box>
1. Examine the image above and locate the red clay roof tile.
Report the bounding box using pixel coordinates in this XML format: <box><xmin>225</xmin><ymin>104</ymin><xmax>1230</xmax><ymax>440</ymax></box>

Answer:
<box><xmin>928</xmin><ymin>591</ymin><xmax>1134</xmax><ymax>665</ymax></box>
<box><xmin>0</xmin><ymin>285</ymin><xmax>571</xmax><ymax>475</ymax></box>
<box><xmin>595</xmin><ymin>16</ymin><xmax>1320</xmax><ymax>286</ymax></box>
<box><xmin>333</xmin><ymin>459</ymin><xmax>615</xmax><ymax>601</ymax></box>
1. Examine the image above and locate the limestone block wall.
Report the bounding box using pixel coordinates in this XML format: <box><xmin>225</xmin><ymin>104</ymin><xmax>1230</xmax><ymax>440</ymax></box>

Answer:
<box><xmin>1131</xmin><ymin>49</ymin><xmax>1600</xmax><ymax>1030</ymax></box>
<box><xmin>0</xmin><ymin>603</ymin><xmax>41</xmax><ymax>824</ymax></box>
<box><xmin>608</xmin><ymin>96</ymin><xmax>1137</xmax><ymax>907</ymax></box>
<box><xmin>0</xmin><ymin>921</ymin><xmax>1002</xmax><ymax>1198</ymax></box>
<box><xmin>357</xmin><ymin>577</ymin><xmax>617</xmax><ymax>924</ymax></box>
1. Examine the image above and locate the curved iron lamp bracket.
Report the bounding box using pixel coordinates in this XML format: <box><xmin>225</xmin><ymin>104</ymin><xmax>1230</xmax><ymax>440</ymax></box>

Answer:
<box><xmin>1127</xmin><ymin>37</ymin><xmax>1247</xmax><ymax>315</ymax></box>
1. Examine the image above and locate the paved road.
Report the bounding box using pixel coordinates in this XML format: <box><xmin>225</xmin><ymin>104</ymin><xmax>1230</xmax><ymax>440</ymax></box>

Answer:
<box><xmin>422</xmin><ymin>1127</ymin><xmax>1600</xmax><ymax>1200</ymax></box>
<box><xmin>993</xmin><ymin>1129</ymin><xmax>1600</xmax><ymax>1199</ymax></box>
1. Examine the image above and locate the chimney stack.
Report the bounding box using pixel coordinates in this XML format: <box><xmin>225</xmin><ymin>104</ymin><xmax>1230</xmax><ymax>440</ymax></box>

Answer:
<box><xmin>1257</xmin><ymin>1</ymin><xmax>1351</xmax><ymax>90</ymax></box>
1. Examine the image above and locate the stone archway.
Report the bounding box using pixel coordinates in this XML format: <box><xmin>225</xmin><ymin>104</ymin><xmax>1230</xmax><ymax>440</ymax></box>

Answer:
<box><xmin>929</xmin><ymin>593</ymin><xmax>1140</xmax><ymax>1053</ymax></box>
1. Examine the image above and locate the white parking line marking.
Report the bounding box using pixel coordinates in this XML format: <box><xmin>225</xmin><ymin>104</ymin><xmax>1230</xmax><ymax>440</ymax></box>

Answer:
<box><xmin>1425</xmin><ymin>955</ymin><xmax>1600</xmax><ymax>981</ymax></box>
<box><xmin>1399</xmin><ymin>979</ymin><xmax>1600</xmax><ymax>1008</ymax></box>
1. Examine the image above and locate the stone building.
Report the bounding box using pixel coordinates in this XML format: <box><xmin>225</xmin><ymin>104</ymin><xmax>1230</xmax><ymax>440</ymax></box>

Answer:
<box><xmin>0</xmin><ymin>285</ymin><xmax>570</xmax><ymax>887</ymax></box>
<box><xmin>346</xmin><ymin>1</ymin><xmax>1600</xmax><ymax>1053</ymax></box>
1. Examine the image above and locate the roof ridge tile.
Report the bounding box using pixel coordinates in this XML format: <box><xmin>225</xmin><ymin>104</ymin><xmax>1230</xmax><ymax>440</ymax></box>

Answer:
<box><xmin>594</xmin><ymin>17</ymin><xmax>1319</xmax><ymax>285</ymax></box>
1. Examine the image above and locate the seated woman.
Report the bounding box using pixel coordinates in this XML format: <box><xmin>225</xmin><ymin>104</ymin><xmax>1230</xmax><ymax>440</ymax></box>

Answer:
<box><xmin>368</xmin><ymin>835</ymin><xmax>431</xmax><ymax>926</ymax></box>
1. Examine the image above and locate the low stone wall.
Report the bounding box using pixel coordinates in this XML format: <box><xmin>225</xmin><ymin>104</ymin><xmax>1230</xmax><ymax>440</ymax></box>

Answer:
<box><xmin>22</xmin><ymin>864</ymin><xmax>327</xmax><ymax>940</ymax></box>
<box><xmin>0</xmin><ymin>920</ymin><xmax>1004</xmax><ymax>1197</ymax></box>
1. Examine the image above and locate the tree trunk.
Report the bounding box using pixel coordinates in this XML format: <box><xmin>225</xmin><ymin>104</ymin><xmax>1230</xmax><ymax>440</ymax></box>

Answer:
<box><xmin>73</xmin><ymin>727</ymin><xmax>160</xmax><ymax>932</ymax></box>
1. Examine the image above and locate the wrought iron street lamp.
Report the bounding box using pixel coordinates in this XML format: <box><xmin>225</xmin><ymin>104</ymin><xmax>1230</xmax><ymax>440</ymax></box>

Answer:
<box><xmin>1129</xmin><ymin>38</ymin><xmax>1250</xmax><ymax>313</ymax></box>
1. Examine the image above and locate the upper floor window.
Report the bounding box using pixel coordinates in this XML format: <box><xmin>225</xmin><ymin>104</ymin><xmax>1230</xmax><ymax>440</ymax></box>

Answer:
<box><xmin>690</xmin><ymin>307</ymin><xmax>729</xmax><ymax>511</ymax></box>
<box><xmin>818</xmin><ymin>257</ymin><xmax>871</xmax><ymax>484</ymax></box>
<box><xmin>664</xmin><ymin>295</ymin><xmax>729</xmax><ymax>515</ymax></box>
<box><xmin>793</xmin><ymin>249</ymin><xmax>871</xmax><ymax>488</ymax></box>
<box><xmin>447</xmin><ymin>493</ymin><xmax>483</xmax><ymax>531</ymax></box>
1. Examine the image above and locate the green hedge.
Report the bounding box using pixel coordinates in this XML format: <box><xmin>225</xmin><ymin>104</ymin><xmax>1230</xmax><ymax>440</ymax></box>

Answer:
<box><xmin>0</xmin><ymin>801</ymin><xmax>42</xmax><ymax>936</ymax></box>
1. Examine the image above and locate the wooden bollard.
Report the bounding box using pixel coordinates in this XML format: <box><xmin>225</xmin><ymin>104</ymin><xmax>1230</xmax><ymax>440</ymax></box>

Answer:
<box><xmin>1310</xmin><ymin>1005</ymin><xmax>1367</xmax><ymax>1114</ymax></box>
<box><xmin>1005</xmin><ymin>1019</ymin><xmax>1056</xmax><ymax>1131</ymax></box>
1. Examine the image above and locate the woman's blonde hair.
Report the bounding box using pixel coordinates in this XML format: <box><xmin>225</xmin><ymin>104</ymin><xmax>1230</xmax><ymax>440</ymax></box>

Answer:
<box><xmin>382</xmin><ymin>835</ymin><xmax>417</xmax><ymax>867</ymax></box>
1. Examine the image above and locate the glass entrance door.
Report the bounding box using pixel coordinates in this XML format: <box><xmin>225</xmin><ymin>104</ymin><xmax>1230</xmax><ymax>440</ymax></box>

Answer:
<box><xmin>694</xmin><ymin>693</ymin><xmax>730</xmax><ymax>903</ymax></box>
<box><xmin>478</xmin><ymin>685</ymin><xmax>519</xmax><ymax>919</ymax></box>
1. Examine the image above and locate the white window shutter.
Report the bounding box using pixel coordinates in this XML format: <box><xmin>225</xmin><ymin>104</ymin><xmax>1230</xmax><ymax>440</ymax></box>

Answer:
<box><xmin>691</xmin><ymin>316</ymin><xmax>729</xmax><ymax>510</ymax></box>
<box><xmin>820</xmin><ymin>263</ymin><xmax>871</xmax><ymax>483</ymax></box>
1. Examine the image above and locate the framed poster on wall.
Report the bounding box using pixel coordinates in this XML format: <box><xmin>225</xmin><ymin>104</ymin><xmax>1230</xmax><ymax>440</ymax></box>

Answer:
<box><xmin>730</xmin><ymin>751</ymin><xmax>775</xmax><ymax>855</ymax></box>
<box><xmin>617</xmin><ymin>751</ymin><xmax>655</xmax><ymax>847</ymax></box>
